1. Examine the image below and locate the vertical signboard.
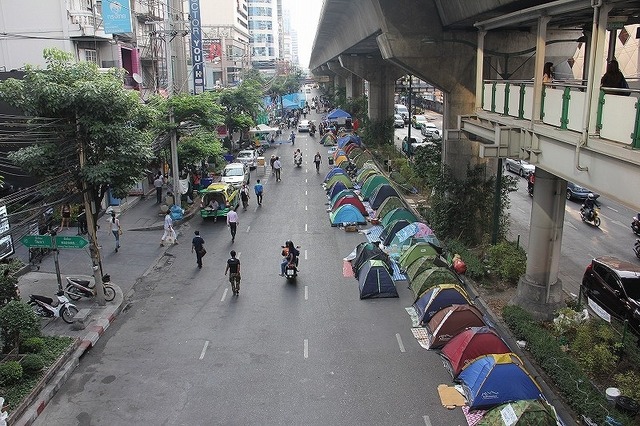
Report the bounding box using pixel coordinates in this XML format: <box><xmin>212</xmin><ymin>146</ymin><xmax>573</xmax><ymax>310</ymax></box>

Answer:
<box><xmin>101</xmin><ymin>0</ymin><xmax>133</xmax><ymax>34</ymax></box>
<box><xmin>0</xmin><ymin>206</ymin><xmax>14</xmax><ymax>261</ymax></box>
<box><xmin>189</xmin><ymin>0</ymin><xmax>205</xmax><ymax>94</ymax></box>
<box><xmin>203</xmin><ymin>39</ymin><xmax>222</xmax><ymax>62</ymax></box>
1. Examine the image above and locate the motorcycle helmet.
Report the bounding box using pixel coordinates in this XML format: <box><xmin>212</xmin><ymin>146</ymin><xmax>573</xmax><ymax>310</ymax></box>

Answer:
<box><xmin>587</xmin><ymin>193</ymin><xmax>594</xmax><ymax>200</ymax></box>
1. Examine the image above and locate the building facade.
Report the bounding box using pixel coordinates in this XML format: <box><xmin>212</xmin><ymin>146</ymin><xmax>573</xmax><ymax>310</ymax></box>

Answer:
<box><xmin>247</xmin><ymin>0</ymin><xmax>280</xmax><ymax>75</ymax></box>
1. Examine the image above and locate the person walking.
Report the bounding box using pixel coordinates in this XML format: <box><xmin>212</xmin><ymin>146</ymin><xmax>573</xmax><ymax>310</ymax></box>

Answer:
<box><xmin>240</xmin><ymin>184</ymin><xmax>250</xmax><ymax>211</ymax></box>
<box><xmin>273</xmin><ymin>156</ymin><xmax>282</xmax><ymax>182</ymax></box>
<box><xmin>161</xmin><ymin>211</ymin><xmax>178</xmax><ymax>246</ymax></box>
<box><xmin>60</xmin><ymin>202</ymin><xmax>71</xmax><ymax>230</ymax></box>
<box><xmin>254</xmin><ymin>179</ymin><xmax>263</xmax><ymax>205</ymax></box>
<box><xmin>191</xmin><ymin>230</ymin><xmax>205</xmax><ymax>269</ymax></box>
<box><xmin>313</xmin><ymin>152</ymin><xmax>322</xmax><ymax>174</ymax></box>
<box><xmin>227</xmin><ymin>208</ymin><xmax>238</xmax><ymax>242</ymax></box>
<box><xmin>225</xmin><ymin>250</ymin><xmax>241</xmax><ymax>295</ymax></box>
<box><xmin>154</xmin><ymin>174</ymin><xmax>164</xmax><ymax>204</ymax></box>
<box><xmin>289</xmin><ymin>131</ymin><xmax>296</xmax><ymax>145</ymax></box>
<box><xmin>270</xmin><ymin>155</ymin><xmax>277</xmax><ymax>175</ymax></box>
<box><xmin>108</xmin><ymin>211</ymin><xmax>121</xmax><ymax>253</ymax></box>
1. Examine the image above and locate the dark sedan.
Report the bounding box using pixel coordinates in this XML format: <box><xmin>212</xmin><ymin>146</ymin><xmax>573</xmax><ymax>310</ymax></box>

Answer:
<box><xmin>566</xmin><ymin>182</ymin><xmax>599</xmax><ymax>202</ymax></box>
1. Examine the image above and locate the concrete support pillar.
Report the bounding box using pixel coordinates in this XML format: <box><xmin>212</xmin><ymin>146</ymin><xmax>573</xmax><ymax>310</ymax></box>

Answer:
<box><xmin>513</xmin><ymin>168</ymin><xmax>567</xmax><ymax>319</ymax></box>
<box><xmin>339</xmin><ymin>55</ymin><xmax>404</xmax><ymax>121</ymax></box>
<box><xmin>334</xmin><ymin>73</ymin><xmax>346</xmax><ymax>92</ymax></box>
<box><xmin>346</xmin><ymin>74</ymin><xmax>364</xmax><ymax>99</ymax></box>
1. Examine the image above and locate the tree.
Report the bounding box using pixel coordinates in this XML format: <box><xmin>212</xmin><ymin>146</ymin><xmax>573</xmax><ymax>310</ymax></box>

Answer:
<box><xmin>215</xmin><ymin>79</ymin><xmax>263</xmax><ymax>137</ymax></box>
<box><xmin>0</xmin><ymin>48</ymin><xmax>154</xmax><ymax>207</ymax></box>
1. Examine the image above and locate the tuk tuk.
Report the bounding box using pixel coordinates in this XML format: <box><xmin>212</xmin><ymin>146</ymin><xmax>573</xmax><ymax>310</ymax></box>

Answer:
<box><xmin>199</xmin><ymin>182</ymin><xmax>240</xmax><ymax>219</ymax></box>
<box><xmin>249</xmin><ymin>124</ymin><xmax>279</xmax><ymax>149</ymax></box>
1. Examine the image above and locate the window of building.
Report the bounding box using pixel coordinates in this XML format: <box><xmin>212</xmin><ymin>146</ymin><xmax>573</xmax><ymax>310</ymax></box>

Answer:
<box><xmin>82</xmin><ymin>49</ymin><xmax>98</xmax><ymax>64</ymax></box>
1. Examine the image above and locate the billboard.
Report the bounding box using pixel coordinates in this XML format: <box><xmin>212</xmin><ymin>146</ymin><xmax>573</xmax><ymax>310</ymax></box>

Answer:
<box><xmin>101</xmin><ymin>0</ymin><xmax>132</xmax><ymax>34</ymax></box>
<box><xmin>0</xmin><ymin>206</ymin><xmax>14</xmax><ymax>261</ymax></box>
<box><xmin>189</xmin><ymin>0</ymin><xmax>205</xmax><ymax>94</ymax></box>
<box><xmin>203</xmin><ymin>39</ymin><xmax>222</xmax><ymax>62</ymax></box>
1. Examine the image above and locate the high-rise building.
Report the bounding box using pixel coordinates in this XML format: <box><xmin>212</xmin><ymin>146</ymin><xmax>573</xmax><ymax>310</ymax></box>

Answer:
<box><xmin>199</xmin><ymin>0</ymin><xmax>251</xmax><ymax>88</ymax></box>
<box><xmin>248</xmin><ymin>0</ymin><xmax>280</xmax><ymax>75</ymax></box>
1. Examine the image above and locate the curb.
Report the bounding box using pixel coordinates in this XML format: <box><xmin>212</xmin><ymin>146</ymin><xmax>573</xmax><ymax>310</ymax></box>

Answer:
<box><xmin>12</xmin><ymin>285</ymin><xmax>128</xmax><ymax>426</ymax></box>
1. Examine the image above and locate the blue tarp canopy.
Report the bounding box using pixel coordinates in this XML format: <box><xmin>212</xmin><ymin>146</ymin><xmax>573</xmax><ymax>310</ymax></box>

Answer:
<box><xmin>327</xmin><ymin>108</ymin><xmax>352</xmax><ymax>120</ymax></box>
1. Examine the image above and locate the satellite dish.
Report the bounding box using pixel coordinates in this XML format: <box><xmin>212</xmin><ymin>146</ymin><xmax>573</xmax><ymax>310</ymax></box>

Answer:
<box><xmin>132</xmin><ymin>73</ymin><xmax>142</xmax><ymax>83</ymax></box>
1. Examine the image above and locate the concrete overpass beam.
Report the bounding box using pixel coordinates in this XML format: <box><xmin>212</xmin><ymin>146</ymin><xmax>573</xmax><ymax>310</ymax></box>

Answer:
<box><xmin>513</xmin><ymin>168</ymin><xmax>567</xmax><ymax>320</ymax></box>
<box><xmin>339</xmin><ymin>55</ymin><xmax>404</xmax><ymax>121</ymax></box>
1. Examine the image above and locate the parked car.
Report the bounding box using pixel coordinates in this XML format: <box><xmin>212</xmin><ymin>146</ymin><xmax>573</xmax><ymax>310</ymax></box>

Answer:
<box><xmin>199</xmin><ymin>183</ymin><xmax>240</xmax><ymax>220</ymax></box>
<box><xmin>401</xmin><ymin>136</ymin><xmax>431</xmax><ymax>155</ymax></box>
<box><xmin>236</xmin><ymin>149</ymin><xmax>258</xmax><ymax>170</ymax></box>
<box><xmin>504</xmin><ymin>158</ymin><xmax>535</xmax><ymax>177</ymax></box>
<box><xmin>297</xmin><ymin>120</ymin><xmax>311</xmax><ymax>132</ymax></box>
<box><xmin>394</xmin><ymin>104</ymin><xmax>410</xmax><ymax>124</ymax></box>
<box><xmin>581</xmin><ymin>256</ymin><xmax>640</xmax><ymax>334</ymax></box>
<box><xmin>420</xmin><ymin>123</ymin><xmax>441</xmax><ymax>140</ymax></box>
<box><xmin>221</xmin><ymin>163</ymin><xmax>250</xmax><ymax>188</ymax></box>
<box><xmin>566</xmin><ymin>182</ymin><xmax>600</xmax><ymax>202</ymax></box>
<box><xmin>393</xmin><ymin>114</ymin><xmax>405</xmax><ymax>128</ymax></box>
<box><xmin>412</xmin><ymin>115</ymin><xmax>428</xmax><ymax>129</ymax></box>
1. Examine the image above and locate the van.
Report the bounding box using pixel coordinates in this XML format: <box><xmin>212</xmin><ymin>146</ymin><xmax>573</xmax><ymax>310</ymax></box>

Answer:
<box><xmin>394</xmin><ymin>104</ymin><xmax>409</xmax><ymax>124</ymax></box>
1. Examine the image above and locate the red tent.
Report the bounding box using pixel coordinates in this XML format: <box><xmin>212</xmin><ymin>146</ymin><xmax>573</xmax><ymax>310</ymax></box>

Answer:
<box><xmin>332</xmin><ymin>195</ymin><xmax>368</xmax><ymax>216</ymax></box>
<box><xmin>440</xmin><ymin>326</ymin><xmax>511</xmax><ymax>377</ymax></box>
<box><xmin>425</xmin><ymin>304</ymin><xmax>486</xmax><ymax>349</ymax></box>
<box><xmin>344</xmin><ymin>142</ymin><xmax>359</xmax><ymax>155</ymax></box>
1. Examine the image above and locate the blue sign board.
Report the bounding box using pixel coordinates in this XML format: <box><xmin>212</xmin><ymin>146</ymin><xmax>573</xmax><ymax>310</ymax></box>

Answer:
<box><xmin>189</xmin><ymin>0</ymin><xmax>205</xmax><ymax>94</ymax></box>
<box><xmin>102</xmin><ymin>0</ymin><xmax>132</xmax><ymax>34</ymax></box>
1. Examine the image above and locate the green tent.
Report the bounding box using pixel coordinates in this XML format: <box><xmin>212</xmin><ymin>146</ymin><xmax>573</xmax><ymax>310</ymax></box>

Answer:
<box><xmin>380</xmin><ymin>208</ymin><xmax>418</xmax><ymax>228</ymax></box>
<box><xmin>338</xmin><ymin>160</ymin><xmax>351</xmax><ymax>169</ymax></box>
<box><xmin>398</xmin><ymin>242</ymin><xmax>441</xmax><ymax>271</ymax></box>
<box><xmin>478</xmin><ymin>399</ymin><xmax>559</xmax><ymax>426</ymax></box>
<box><xmin>326</xmin><ymin>174</ymin><xmax>353</xmax><ymax>190</ymax></box>
<box><xmin>355</xmin><ymin>152</ymin><xmax>374</xmax><ymax>168</ymax></box>
<box><xmin>356</xmin><ymin>168</ymin><xmax>379</xmax><ymax>185</ymax></box>
<box><xmin>360</xmin><ymin>175</ymin><xmax>390</xmax><ymax>200</ymax></box>
<box><xmin>376</xmin><ymin>196</ymin><xmax>405</xmax><ymax>221</ymax></box>
<box><xmin>347</xmin><ymin>147</ymin><xmax>364</xmax><ymax>160</ymax></box>
<box><xmin>406</xmin><ymin>255</ymin><xmax>439</xmax><ymax>281</ymax></box>
<box><xmin>331</xmin><ymin>189</ymin><xmax>357</xmax><ymax>205</ymax></box>
<box><xmin>409</xmin><ymin>267</ymin><xmax>460</xmax><ymax>299</ymax></box>
<box><xmin>321</xmin><ymin>133</ymin><xmax>337</xmax><ymax>146</ymax></box>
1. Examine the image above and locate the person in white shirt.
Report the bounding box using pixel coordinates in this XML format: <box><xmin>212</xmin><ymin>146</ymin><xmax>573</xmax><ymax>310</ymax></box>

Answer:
<box><xmin>273</xmin><ymin>157</ymin><xmax>282</xmax><ymax>182</ymax></box>
<box><xmin>161</xmin><ymin>212</ymin><xmax>178</xmax><ymax>246</ymax></box>
<box><xmin>227</xmin><ymin>209</ymin><xmax>238</xmax><ymax>243</ymax></box>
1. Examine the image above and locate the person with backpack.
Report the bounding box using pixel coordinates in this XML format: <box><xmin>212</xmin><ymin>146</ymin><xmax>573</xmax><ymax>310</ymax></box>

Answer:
<box><xmin>240</xmin><ymin>184</ymin><xmax>250</xmax><ymax>210</ymax></box>
<box><xmin>313</xmin><ymin>152</ymin><xmax>322</xmax><ymax>174</ymax></box>
<box><xmin>224</xmin><ymin>250</ymin><xmax>241</xmax><ymax>296</ymax></box>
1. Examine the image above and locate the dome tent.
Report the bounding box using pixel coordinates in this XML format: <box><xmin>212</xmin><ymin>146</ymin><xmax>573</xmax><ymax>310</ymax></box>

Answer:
<box><xmin>358</xmin><ymin>260</ymin><xmax>398</xmax><ymax>299</ymax></box>
<box><xmin>344</xmin><ymin>142</ymin><xmax>360</xmax><ymax>155</ymax></box>
<box><xmin>406</xmin><ymin>255</ymin><xmax>449</xmax><ymax>281</ymax></box>
<box><xmin>329</xmin><ymin>204</ymin><xmax>367</xmax><ymax>227</ymax></box>
<box><xmin>413</xmin><ymin>284</ymin><xmax>471</xmax><ymax>325</ymax></box>
<box><xmin>369</xmin><ymin>184</ymin><xmax>400</xmax><ymax>210</ymax></box>
<box><xmin>380</xmin><ymin>208</ymin><xmax>418</xmax><ymax>228</ymax></box>
<box><xmin>330</xmin><ymin>189</ymin><xmax>356</xmax><ymax>205</ymax></box>
<box><xmin>379</xmin><ymin>219</ymin><xmax>411</xmax><ymax>244</ymax></box>
<box><xmin>440</xmin><ymin>326</ymin><xmax>511</xmax><ymax>378</ymax></box>
<box><xmin>457</xmin><ymin>353</ymin><xmax>543</xmax><ymax>410</ymax></box>
<box><xmin>328</xmin><ymin>181</ymin><xmax>349</xmax><ymax>201</ymax></box>
<box><xmin>354</xmin><ymin>152</ymin><xmax>374</xmax><ymax>168</ymax></box>
<box><xmin>324</xmin><ymin>167</ymin><xmax>346</xmax><ymax>183</ymax></box>
<box><xmin>360</xmin><ymin>175</ymin><xmax>389</xmax><ymax>200</ymax></box>
<box><xmin>375</xmin><ymin>196</ymin><xmax>405</xmax><ymax>221</ymax></box>
<box><xmin>398</xmin><ymin>243</ymin><xmax>441</xmax><ymax>271</ymax></box>
<box><xmin>321</xmin><ymin>133</ymin><xmax>337</xmax><ymax>146</ymax></box>
<box><xmin>409</xmin><ymin>267</ymin><xmax>461</xmax><ymax>298</ymax></box>
<box><xmin>325</xmin><ymin>174</ymin><xmax>353</xmax><ymax>191</ymax></box>
<box><xmin>351</xmin><ymin>242</ymin><xmax>392</xmax><ymax>278</ymax></box>
<box><xmin>337</xmin><ymin>134</ymin><xmax>362</xmax><ymax>148</ymax></box>
<box><xmin>332</xmin><ymin>195</ymin><xmax>367</xmax><ymax>216</ymax></box>
<box><xmin>478</xmin><ymin>399</ymin><xmax>559</xmax><ymax>426</ymax></box>
<box><xmin>425</xmin><ymin>304</ymin><xmax>486</xmax><ymax>349</ymax></box>
<box><xmin>356</xmin><ymin>168</ymin><xmax>379</xmax><ymax>185</ymax></box>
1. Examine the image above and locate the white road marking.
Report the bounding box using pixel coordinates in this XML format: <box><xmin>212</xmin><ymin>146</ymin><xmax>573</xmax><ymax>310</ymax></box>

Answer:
<box><xmin>517</xmin><ymin>207</ymin><xmax>526</xmax><ymax>214</ymax></box>
<box><xmin>304</xmin><ymin>339</ymin><xmax>309</xmax><ymax>359</ymax></box>
<box><xmin>606</xmin><ymin>206</ymin><xmax>619</xmax><ymax>213</ymax></box>
<box><xmin>305</xmin><ymin>178</ymin><xmax>308</xmax><ymax>183</ymax></box>
<box><xmin>396</xmin><ymin>333</ymin><xmax>406</xmax><ymax>353</ymax></box>
<box><xmin>565</xmin><ymin>222</ymin><xmax>577</xmax><ymax>230</ymax></box>
<box><xmin>305</xmin><ymin>190</ymin><xmax>308</xmax><ymax>196</ymax></box>
<box><xmin>221</xmin><ymin>288</ymin><xmax>228</xmax><ymax>302</ymax></box>
<box><xmin>305</xmin><ymin>205</ymin><xmax>308</xmax><ymax>211</ymax></box>
<box><xmin>610</xmin><ymin>219</ymin><xmax>626</xmax><ymax>228</ymax></box>
<box><xmin>304</xmin><ymin>250</ymin><xmax>308</xmax><ymax>260</ymax></box>
<box><xmin>246</xmin><ymin>226</ymin><xmax>250</xmax><ymax>233</ymax></box>
<box><xmin>305</xmin><ymin>168</ymin><xmax>308</xmax><ymax>173</ymax></box>
<box><xmin>199</xmin><ymin>340</ymin><xmax>210</xmax><ymax>360</ymax></box>
<box><xmin>305</xmin><ymin>224</ymin><xmax>308</xmax><ymax>232</ymax></box>
<box><xmin>305</xmin><ymin>286</ymin><xmax>308</xmax><ymax>300</ymax></box>
<box><xmin>423</xmin><ymin>415</ymin><xmax>432</xmax><ymax>426</ymax></box>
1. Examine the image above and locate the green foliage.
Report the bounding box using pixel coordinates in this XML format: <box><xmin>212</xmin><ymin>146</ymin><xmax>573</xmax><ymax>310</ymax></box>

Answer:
<box><xmin>444</xmin><ymin>239</ymin><xmax>487</xmax><ymax>281</ymax></box>
<box><xmin>412</xmin><ymin>141</ymin><xmax>442</xmax><ymax>186</ymax></box>
<box><xmin>361</xmin><ymin>118</ymin><xmax>394</xmax><ymax>146</ymax></box>
<box><xmin>20</xmin><ymin>354</ymin><xmax>44</xmax><ymax>375</ymax></box>
<box><xmin>176</xmin><ymin>130</ymin><xmax>224</xmax><ymax>169</ymax></box>
<box><xmin>569</xmin><ymin>320</ymin><xmax>619</xmax><ymax>375</ymax></box>
<box><xmin>487</xmin><ymin>242</ymin><xmax>527</xmax><ymax>284</ymax></box>
<box><xmin>214</xmin><ymin>79</ymin><xmax>263</xmax><ymax>134</ymax></box>
<box><xmin>343</xmin><ymin>96</ymin><xmax>368</xmax><ymax>122</ymax></box>
<box><xmin>0</xmin><ymin>301</ymin><xmax>40</xmax><ymax>352</ymax></box>
<box><xmin>0</xmin><ymin>361</ymin><xmax>23</xmax><ymax>385</ymax></box>
<box><xmin>0</xmin><ymin>270</ymin><xmax>20</xmax><ymax>308</ymax></box>
<box><xmin>0</xmin><ymin>259</ymin><xmax>24</xmax><ymax>277</ymax></box>
<box><xmin>614</xmin><ymin>371</ymin><xmax>640</xmax><ymax>401</ymax></box>
<box><xmin>19</xmin><ymin>337</ymin><xmax>45</xmax><ymax>354</ymax></box>
<box><xmin>553</xmin><ymin>307</ymin><xmax>587</xmax><ymax>337</ymax></box>
<box><xmin>0</xmin><ymin>48</ymin><xmax>154</xmax><ymax>204</ymax></box>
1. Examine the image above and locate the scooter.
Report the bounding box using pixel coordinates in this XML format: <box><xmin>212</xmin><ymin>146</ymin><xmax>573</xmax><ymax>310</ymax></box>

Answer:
<box><xmin>65</xmin><ymin>274</ymin><xmax>116</xmax><ymax>302</ymax></box>
<box><xmin>634</xmin><ymin>239</ymin><xmax>640</xmax><ymax>260</ymax></box>
<box><xmin>28</xmin><ymin>291</ymin><xmax>78</xmax><ymax>324</ymax></box>
<box><xmin>580</xmin><ymin>205</ymin><xmax>601</xmax><ymax>227</ymax></box>
<box><xmin>294</xmin><ymin>155</ymin><xmax>302</xmax><ymax>168</ymax></box>
<box><xmin>285</xmin><ymin>257</ymin><xmax>300</xmax><ymax>280</ymax></box>
<box><xmin>632</xmin><ymin>214</ymin><xmax>640</xmax><ymax>236</ymax></box>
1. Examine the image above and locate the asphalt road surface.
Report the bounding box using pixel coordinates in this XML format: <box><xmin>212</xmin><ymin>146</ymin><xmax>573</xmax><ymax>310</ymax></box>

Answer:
<box><xmin>34</xmin><ymin>107</ymin><xmax>466</xmax><ymax>425</ymax></box>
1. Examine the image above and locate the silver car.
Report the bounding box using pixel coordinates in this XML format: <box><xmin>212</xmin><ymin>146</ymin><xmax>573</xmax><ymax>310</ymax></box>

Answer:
<box><xmin>393</xmin><ymin>114</ymin><xmax>405</xmax><ymax>128</ymax></box>
<box><xmin>504</xmin><ymin>158</ymin><xmax>535</xmax><ymax>177</ymax></box>
<box><xmin>236</xmin><ymin>149</ymin><xmax>257</xmax><ymax>170</ymax></box>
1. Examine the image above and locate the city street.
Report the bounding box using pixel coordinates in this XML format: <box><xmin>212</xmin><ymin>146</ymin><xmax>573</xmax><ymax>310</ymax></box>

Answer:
<box><xmin>33</xmin><ymin>106</ymin><xmax>466</xmax><ymax>425</ymax></box>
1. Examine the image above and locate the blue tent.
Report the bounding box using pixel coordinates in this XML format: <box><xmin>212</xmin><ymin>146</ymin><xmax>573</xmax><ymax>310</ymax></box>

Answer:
<box><xmin>324</xmin><ymin>167</ymin><xmax>346</xmax><ymax>183</ymax></box>
<box><xmin>370</xmin><ymin>184</ymin><xmax>400</xmax><ymax>210</ymax></box>
<box><xmin>328</xmin><ymin>181</ymin><xmax>348</xmax><ymax>200</ymax></box>
<box><xmin>329</xmin><ymin>204</ymin><xmax>367</xmax><ymax>227</ymax></box>
<box><xmin>337</xmin><ymin>134</ymin><xmax>362</xmax><ymax>148</ymax></box>
<box><xmin>327</xmin><ymin>108</ymin><xmax>352</xmax><ymax>120</ymax></box>
<box><xmin>413</xmin><ymin>284</ymin><xmax>471</xmax><ymax>325</ymax></box>
<box><xmin>358</xmin><ymin>260</ymin><xmax>398</xmax><ymax>299</ymax></box>
<box><xmin>457</xmin><ymin>353</ymin><xmax>543</xmax><ymax>410</ymax></box>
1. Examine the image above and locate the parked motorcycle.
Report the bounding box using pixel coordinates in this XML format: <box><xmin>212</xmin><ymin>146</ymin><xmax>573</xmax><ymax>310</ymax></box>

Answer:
<box><xmin>65</xmin><ymin>274</ymin><xmax>116</xmax><ymax>302</ymax></box>
<box><xmin>28</xmin><ymin>291</ymin><xmax>78</xmax><ymax>324</ymax></box>
<box><xmin>632</xmin><ymin>214</ymin><xmax>640</xmax><ymax>236</ymax></box>
<box><xmin>580</xmin><ymin>206</ymin><xmax>601</xmax><ymax>227</ymax></box>
<box><xmin>634</xmin><ymin>239</ymin><xmax>640</xmax><ymax>260</ymax></box>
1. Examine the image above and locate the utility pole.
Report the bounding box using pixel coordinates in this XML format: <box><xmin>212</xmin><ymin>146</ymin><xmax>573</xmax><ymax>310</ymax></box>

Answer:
<box><xmin>171</xmin><ymin>0</ymin><xmax>188</xmax><ymax>94</ymax></box>
<box><xmin>165</xmin><ymin>0</ymin><xmax>180</xmax><ymax>203</ymax></box>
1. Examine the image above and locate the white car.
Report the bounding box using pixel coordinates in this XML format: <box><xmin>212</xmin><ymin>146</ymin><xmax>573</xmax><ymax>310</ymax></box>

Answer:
<box><xmin>393</xmin><ymin>114</ymin><xmax>405</xmax><ymax>128</ymax></box>
<box><xmin>412</xmin><ymin>115</ymin><xmax>429</xmax><ymax>129</ymax></box>
<box><xmin>221</xmin><ymin>163</ymin><xmax>250</xmax><ymax>188</ymax></box>
<box><xmin>504</xmin><ymin>158</ymin><xmax>535</xmax><ymax>177</ymax></box>
<box><xmin>421</xmin><ymin>123</ymin><xmax>441</xmax><ymax>140</ymax></box>
<box><xmin>297</xmin><ymin>120</ymin><xmax>310</xmax><ymax>132</ymax></box>
<box><xmin>236</xmin><ymin>149</ymin><xmax>257</xmax><ymax>170</ymax></box>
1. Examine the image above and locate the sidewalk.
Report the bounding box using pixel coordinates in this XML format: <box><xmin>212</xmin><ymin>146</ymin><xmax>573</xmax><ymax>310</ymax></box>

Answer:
<box><xmin>11</xmin><ymin>192</ymin><xmax>199</xmax><ymax>425</ymax></box>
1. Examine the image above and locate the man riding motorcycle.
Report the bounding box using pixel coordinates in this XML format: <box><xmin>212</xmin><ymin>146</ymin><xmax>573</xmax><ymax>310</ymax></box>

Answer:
<box><xmin>294</xmin><ymin>149</ymin><xmax>302</xmax><ymax>167</ymax></box>
<box><xmin>581</xmin><ymin>193</ymin><xmax>599</xmax><ymax>221</ymax></box>
<box><xmin>280</xmin><ymin>241</ymin><xmax>300</xmax><ymax>276</ymax></box>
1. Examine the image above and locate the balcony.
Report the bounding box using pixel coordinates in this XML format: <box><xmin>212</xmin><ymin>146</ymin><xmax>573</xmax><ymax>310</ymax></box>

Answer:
<box><xmin>68</xmin><ymin>10</ymin><xmax>111</xmax><ymax>40</ymax></box>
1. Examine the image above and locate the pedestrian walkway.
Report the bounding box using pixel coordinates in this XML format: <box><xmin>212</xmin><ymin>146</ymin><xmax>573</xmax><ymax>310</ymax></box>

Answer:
<box><xmin>11</xmin><ymin>192</ymin><xmax>199</xmax><ymax>425</ymax></box>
